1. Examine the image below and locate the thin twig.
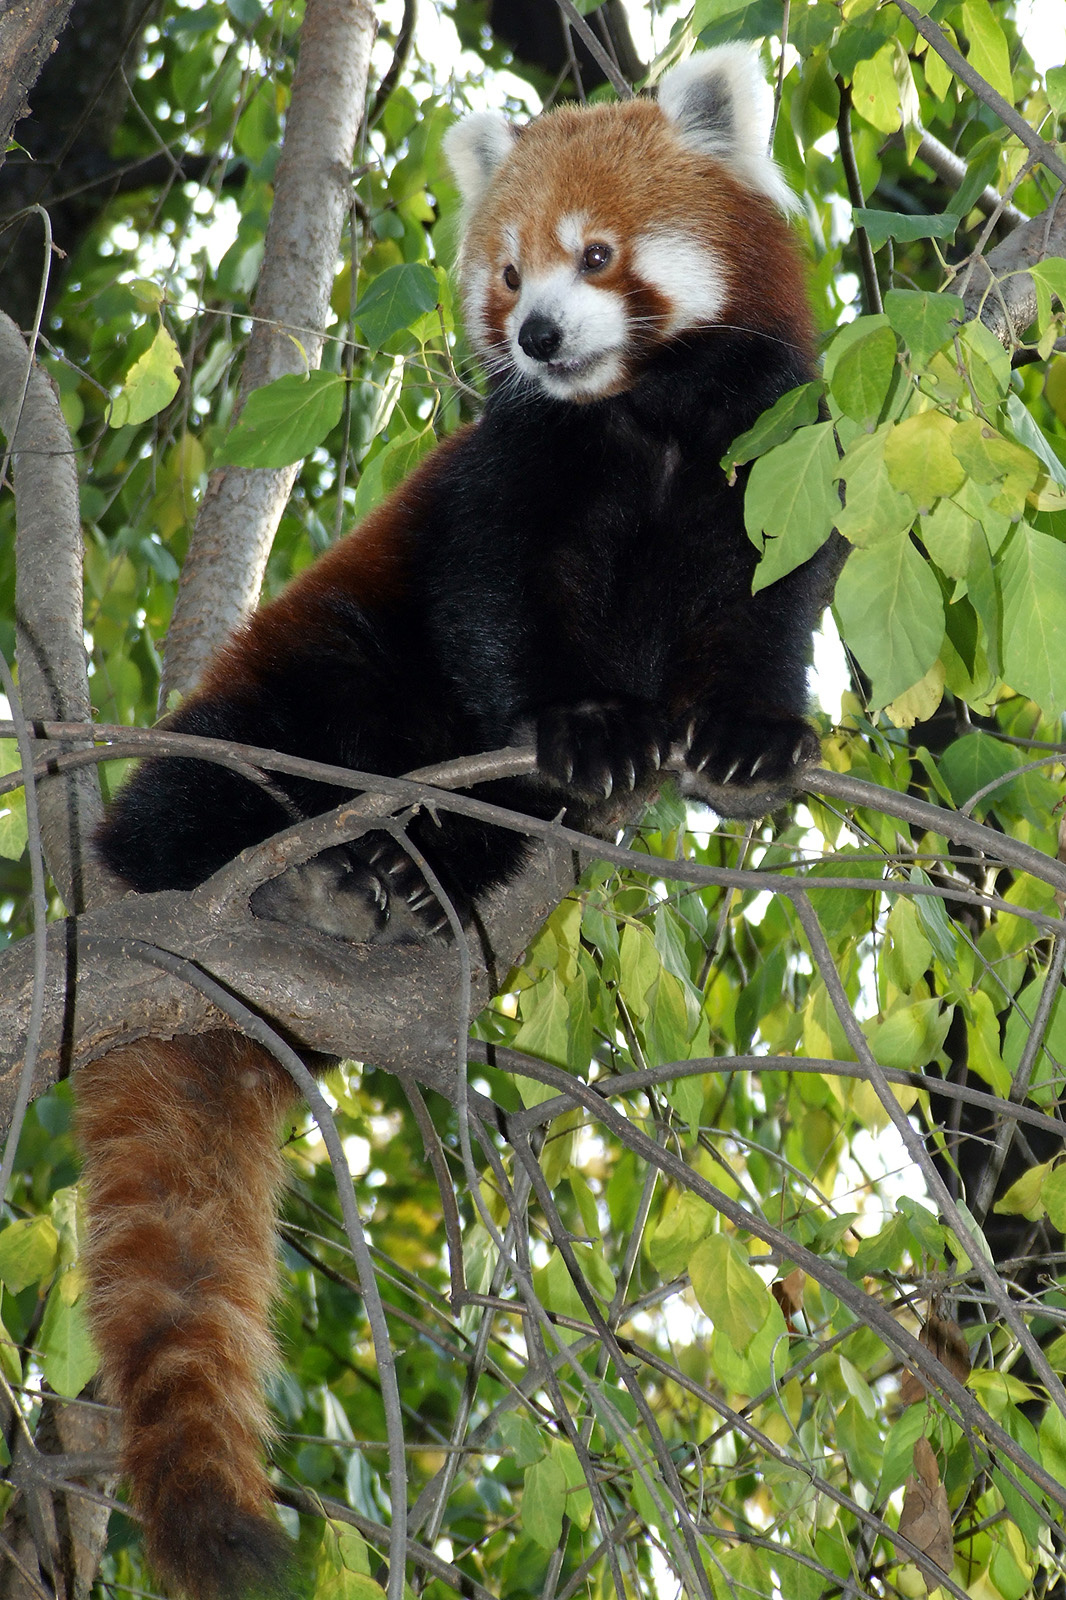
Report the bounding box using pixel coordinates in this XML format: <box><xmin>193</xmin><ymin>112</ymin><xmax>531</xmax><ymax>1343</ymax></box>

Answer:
<box><xmin>890</xmin><ymin>0</ymin><xmax>1066</xmax><ymax>188</ymax></box>
<box><xmin>836</xmin><ymin>77</ymin><xmax>883</xmax><ymax>315</ymax></box>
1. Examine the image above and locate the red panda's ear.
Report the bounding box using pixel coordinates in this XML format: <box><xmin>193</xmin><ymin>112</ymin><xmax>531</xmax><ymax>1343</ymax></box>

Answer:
<box><xmin>656</xmin><ymin>46</ymin><xmax>797</xmax><ymax>213</ymax></box>
<box><xmin>443</xmin><ymin>111</ymin><xmax>516</xmax><ymax>211</ymax></box>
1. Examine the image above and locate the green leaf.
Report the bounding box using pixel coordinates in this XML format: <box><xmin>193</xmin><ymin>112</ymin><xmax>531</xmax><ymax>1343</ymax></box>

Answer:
<box><xmin>619</xmin><ymin>921</ymin><xmax>661</xmax><ymax>1022</ymax></box>
<box><xmin>918</xmin><ymin>496</ymin><xmax>977</xmax><ymax>579</ymax></box>
<box><xmin>649</xmin><ymin>1189</ymin><xmax>715</xmax><ymax>1279</ymax></box>
<box><xmin>851</xmin><ymin>45</ymin><xmax>902</xmax><ymax>133</ymax></box>
<box><xmin>883</xmin><ymin>413</ymin><xmax>966</xmax><ymax>508</ymax></box>
<box><xmin>497</xmin><ymin>1412</ymin><xmax>546</xmax><ymax>1468</ymax></box>
<box><xmin>938</xmin><ymin>731</ymin><xmax>1018</xmax><ymax>815</ymax></box>
<box><xmin>1041</xmin><ymin>1165</ymin><xmax>1066</xmax><ymax>1232</ymax></box>
<box><xmin>1047</xmin><ymin>66</ymin><xmax>1066</xmax><ymax>117</ymax></box>
<box><xmin>0</xmin><ymin>739</ymin><xmax>27</xmax><ymax>861</ymax></box>
<box><xmin>745</xmin><ymin>422</ymin><xmax>840</xmax><ymax>591</ymax></box>
<box><xmin>551</xmin><ymin>1439</ymin><xmax>593</xmax><ymax>1531</ymax></box>
<box><xmin>523</xmin><ymin>1454</ymin><xmax>568</xmax><ymax>1549</ymax></box>
<box><xmin>512</xmin><ymin>971</ymin><xmax>571</xmax><ymax>1075</ymax></box>
<box><xmin>884</xmin><ymin>898</ymin><xmax>934</xmax><ymax>993</ymax></box>
<box><xmin>862</xmin><ymin>998</ymin><xmax>952</xmax><ymax>1070</ymax></box>
<box><xmin>353</xmin><ymin>426</ymin><xmax>433</xmax><ymax>520</ymax></box>
<box><xmin>835</xmin><ymin>425</ymin><xmax>917</xmax><ymax>546</ymax></box>
<box><xmin>39</xmin><ymin>1281</ymin><xmax>98</xmax><ymax>1398</ymax></box>
<box><xmin>709</xmin><ymin>1297</ymin><xmax>788</xmax><ymax>1395</ymax></box>
<box><xmin>825</xmin><ymin>318</ymin><xmax>898</xmax><ymax>424</ymax></box>
<box><xmin>852</xmin><ymin>208</ymin><xmax>959</xmax><ymax>246</ymax></box>
<box><xmin>834</xmin><ymin>537</ymin><xmax>944</xmax><ymax>704</ymax></box>
<box><xmin>721</xmin><ymin>381</ymin><xmax>822</xmax><ymax>472</ymax></box>
<box><xmin>960</xmin><ymin>0</ymin><xmax>1014</xmax><ymax>102</ymax></box>
<box><xmin>884</xmin><ymin>288</ymin><xmax>965</xmax><ymax>366</ymax></box>
<box><xmin>690</xmin><ymin>1232</ymin><xmax>771</xmax><ymax>1353</ymax></box>
<box><xmin>999</xmin><ymin>523</ymin><xmax>1066</xmax><ymax>714</ymax></box>
<box><xmin>110</xmin><ymin>326</ymin><xmax>182</xmax><ymax>428</ymax></box>
<box><xmin>214</xmin><ymin>371</ymin><xmax>346</xmax><ymax>469</ymax></box>
<box><xmin>951</xmin><ymin>417</ymin><xmax>1039</xmax><ymax>519</ymax></box>
<box><xmin>355</xmin><ymin>263</ymin><xmax>439</xmax><ymax>349</ymax></box>
<box><xmin>0</xmin><ymin>1215</ymin><xmax>59</xmax><ymax>1291</ymax></box>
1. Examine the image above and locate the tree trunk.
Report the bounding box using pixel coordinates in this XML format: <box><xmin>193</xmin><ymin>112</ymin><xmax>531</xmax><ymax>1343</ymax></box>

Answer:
<box><xmin>159</xmin><ymin>0</ymin><xmax>377</xmax><ymax>704</ymax></box>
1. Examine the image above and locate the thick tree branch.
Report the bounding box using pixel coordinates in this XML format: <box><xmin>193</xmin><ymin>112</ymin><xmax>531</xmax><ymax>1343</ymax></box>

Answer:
<box><xmin>958</xmin><ymin>188</ymin><xmax>1066</xmax><ymax>345</ymax></box>
<box><xmin>0</xmin><ymin>0</ymin><xmax>76</xmax><ymax>171</ymax></box>
<box><xmin>159</xmin><ymin>0</ymin><xmax>376</xmax><ymax>704</ymax></box>
<box><xmin>0</xmin><ymin>311</ymin><xmax>107</xmax><ymax>914</ymax></box>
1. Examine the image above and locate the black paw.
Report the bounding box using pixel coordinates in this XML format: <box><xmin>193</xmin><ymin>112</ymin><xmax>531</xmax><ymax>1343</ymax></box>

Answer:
<box><xmin>356</xmin><ymin>833</ymin><xmax>456</xmax><ymax>940</ymax></box>
<box><xmin>250</xmin><ymin>845</ymin><xmax>388</xmax><ymax>942</ymax></box>
<box><xmin>679</xmin><ymin>711</ymin><xmax>819</xmax><ymax>787</ymax></box>
<box><xmin>537</xmin><ymin>701</ymin><xmax>671</xmax><ymax>799</ymax></box>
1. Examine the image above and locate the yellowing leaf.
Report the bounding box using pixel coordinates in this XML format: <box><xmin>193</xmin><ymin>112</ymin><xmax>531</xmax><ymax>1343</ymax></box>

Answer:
<box><xmin>853</xmin><ymin>45</ymin><xmax>903</xmax><ymax>133</ymax></box>
<box><xmin>951</xmin><ymin>417</ymin><xmax>1039</xmax><ymax>518</ymax></box>
<box><xmin>960</xmin><ymin>0</ymin><xmax>1014</xmax><ymax>102</ymax></box>
<box><xmin>0</xmin><ymin>1215</ymin><xmax>59</xmax><ymax>1292</ymax></box>
<box><xmin>836</xmin><ymin>424</ymin><xmax>918</xmax><ymax>547</ymax></box>
<box><xmin>883</xmin><ymin>412</ymin><xmax>966</xmax><ymax>508</ymax></box>
<box><xmin>110</xmin><ymin>326</ymin><xmax>182</xmax><ymax>428</ymax></box>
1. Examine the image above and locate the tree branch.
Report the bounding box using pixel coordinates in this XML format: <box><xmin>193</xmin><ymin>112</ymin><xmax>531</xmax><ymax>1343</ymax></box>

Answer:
<box><xmin>159</xmin><ymin>0</ymin><xmax>377</xmax><ymax>704</ymax></box>
<box><xmin>891</xmin><ymin>0</ymin><xmax>1066</xmax><ymax>188</ymax></box>
<box><xmin>958</xmin><ymin>187</ymin><xmax>1066</xmax><ymax>345</ymax></box>
<box><xmin>0</xmin><ymin>311</ymin><xmax>107</xmax><ymax>913</ymax></box>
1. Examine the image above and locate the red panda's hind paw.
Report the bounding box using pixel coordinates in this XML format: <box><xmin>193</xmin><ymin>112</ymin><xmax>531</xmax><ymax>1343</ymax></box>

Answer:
<box><xmin>250</xmin><ymin>844</ymin><xmax>390</xmax><ymax>943</ymax></box>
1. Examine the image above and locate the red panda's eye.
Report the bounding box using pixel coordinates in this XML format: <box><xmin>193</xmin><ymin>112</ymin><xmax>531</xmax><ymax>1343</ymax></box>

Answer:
<box><xmin>581</xmin><ymin>242</ymin><xmax>612</xmax><ymax>272</ymax></box>
<box><xmin>503</xmin><ymin>264</ymin><xmax>520</xmax><ymax>291</ymax></box>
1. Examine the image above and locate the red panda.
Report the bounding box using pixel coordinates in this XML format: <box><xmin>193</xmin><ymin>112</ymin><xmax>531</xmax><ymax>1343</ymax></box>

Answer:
<box><xmin>80</xmin><ymin>46</ymin><xmax>839</xmax><ymax>1599</ymax></box>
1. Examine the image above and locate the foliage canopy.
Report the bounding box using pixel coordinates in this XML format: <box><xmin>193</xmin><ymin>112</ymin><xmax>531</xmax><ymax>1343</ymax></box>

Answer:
<box><xmin>1</xmin><ymin>1</ymin><xmax>1066</xmax><ymax>1597</ymax></box>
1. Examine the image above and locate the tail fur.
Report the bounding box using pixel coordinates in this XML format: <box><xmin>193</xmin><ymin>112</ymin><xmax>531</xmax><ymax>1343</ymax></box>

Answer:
<box><xmin>77</xmin><ymin>1031</ymin><xmax>300</xmax><ymax>1599</ymax></box>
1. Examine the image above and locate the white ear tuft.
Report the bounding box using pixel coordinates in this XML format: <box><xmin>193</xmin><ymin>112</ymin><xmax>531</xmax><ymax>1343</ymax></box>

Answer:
<box><xmin>656</xmin><ymin>46</ymin><xmax>797</xmax><ymax>212</ymax></box>
<box><xmin>443</xmin><ymin>111</ymin><xmax>516</xmax><ymax>210</ymax></box>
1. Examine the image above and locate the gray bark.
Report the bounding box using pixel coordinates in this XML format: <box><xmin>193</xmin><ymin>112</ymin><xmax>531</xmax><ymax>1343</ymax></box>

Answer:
<box><xmin>0</xmin><ymin>311</ymin><xmax>108</xmax><ymax>913</ymax></box>
<box><xmin>159</xmin><ymin>0</ymin><xmax>377</xmax><ymax>705</ymax></box>
<box><xmin>961</xmin><ymin>190</ymin><xmax>1066</xmax><ymax>348</ymax></box>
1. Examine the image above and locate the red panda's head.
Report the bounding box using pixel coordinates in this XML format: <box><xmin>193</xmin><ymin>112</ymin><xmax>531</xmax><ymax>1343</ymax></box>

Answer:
<box><xmin>443</xmin><ymin>47</ymin><xmax>811</xmax><ymax>403</ymax></box>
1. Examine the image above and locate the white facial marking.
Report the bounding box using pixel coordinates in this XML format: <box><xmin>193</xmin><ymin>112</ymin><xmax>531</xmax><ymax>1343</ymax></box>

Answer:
<box><xmin>508</xmin><ymin>264</ymin><xmax>627</xmax><ymax>400</ymax></box>
<box><xmin>463</xmin><ymin>261</ymin><xmax>492</xmax><ymax>349</ymax></box>
<box><xmin>502</xmin><ymin>223</ymin><xmax>520</xmax><ymax>261</ymax></box>
<box><xmin>556</xmin><ymin>212</ymin><xmax>589</xmax><ymax>255</ymax></box>
<box><xmin>632</xmin><ymin>230</ymin><xmax>728</xmax><ymax>332</ymax></box>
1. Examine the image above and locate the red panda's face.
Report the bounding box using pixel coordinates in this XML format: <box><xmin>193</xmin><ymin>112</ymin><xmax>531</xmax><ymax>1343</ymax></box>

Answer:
<box><xmin>444</xmin><ymin>49</ymin><xmax>806</xmax><ymax>405</ymax></box>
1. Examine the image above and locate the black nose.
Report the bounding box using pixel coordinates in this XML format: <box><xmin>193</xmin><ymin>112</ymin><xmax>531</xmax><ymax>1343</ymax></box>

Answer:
<box><xmin>518</xmin><ymin>314</ymin><xmax>563</xmax><ymax>362</ymax></box>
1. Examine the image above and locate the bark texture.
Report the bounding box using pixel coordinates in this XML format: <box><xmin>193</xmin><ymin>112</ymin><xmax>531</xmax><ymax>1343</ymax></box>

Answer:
<box><xmin>0</xmin><ymin>0</ymin><xmax>159</xmax><ymax>330</ymax></box>
<box><xmin>961</xmin><ymin>191</ymin><xmax>1066</xmax><ymax>348</ymax></box>
<box><xmin>159</xmin><ymin>0</ymin><xmax>377</xmax><ymax>705</ymax></box>
<box><xmin>0</xmin><ymin>311</ymin><xmax>107</xmax><ymax>912</ymax></box>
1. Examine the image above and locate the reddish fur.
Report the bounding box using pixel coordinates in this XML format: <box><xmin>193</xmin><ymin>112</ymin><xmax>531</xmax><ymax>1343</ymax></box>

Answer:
<box><xmin>198</xmin><ymin>430</ymin><xmax>471</xmax><ymax>702</ymax></box>
<box><xmin>465</xmin><ymin>97</ymin><xmax>812</xmax><ymax>377</ymax></box>
<box><xmin>77</xmin><ymin>1034</ymin><xmax>299</xmax><ymax>1598</ymax></box>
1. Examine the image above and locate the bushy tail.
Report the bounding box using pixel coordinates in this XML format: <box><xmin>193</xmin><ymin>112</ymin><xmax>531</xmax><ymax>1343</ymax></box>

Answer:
<box><xmin>77</xmin><ymin>1031</ymin><xmax>300</xmax><ymax>1600</ymax></box>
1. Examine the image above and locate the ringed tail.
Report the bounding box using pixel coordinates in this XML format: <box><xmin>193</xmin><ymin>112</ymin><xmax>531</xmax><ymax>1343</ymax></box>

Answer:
<box><xmin>77</xmin><ymin>1031</ymin><xmax>299</xmax><ymax>1599</ymax></box>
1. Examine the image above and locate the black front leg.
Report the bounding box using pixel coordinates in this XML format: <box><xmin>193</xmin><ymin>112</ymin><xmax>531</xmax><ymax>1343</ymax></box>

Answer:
<box><xmin>536</xmin><ymin>699</ymin><xmax>672</xmax><ymax>800</ymax></box>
